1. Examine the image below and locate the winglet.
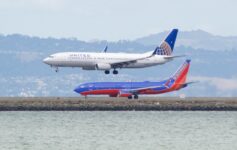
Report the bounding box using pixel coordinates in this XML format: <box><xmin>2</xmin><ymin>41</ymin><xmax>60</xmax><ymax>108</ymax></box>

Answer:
<box><xmin>101</xmin><ymin>45</ymin><xmax>108</xmax><ymax>53</ymax></box>
<box><xmin>102</xmin><ymin>46</ymin><xmax>108</xmax><ymax>53</ymax></box>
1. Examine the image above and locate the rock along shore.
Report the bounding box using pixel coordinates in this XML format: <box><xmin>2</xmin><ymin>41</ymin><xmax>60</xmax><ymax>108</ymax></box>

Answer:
<box><xmin>0</xmin><ymin>97</ymin><xmax>237</xmax><ymax>111</ymax></box>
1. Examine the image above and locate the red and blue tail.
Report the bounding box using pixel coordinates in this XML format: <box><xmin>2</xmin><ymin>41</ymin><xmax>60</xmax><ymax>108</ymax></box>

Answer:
<box><xmin>170</xmin><ymin>59</ymin><xmax>191</xmax><ymax>89</ymax></box>
<box><xmin>153</xmin><ymin>29</ymin><xmax>178</xmax><ymax>56</ymax></box>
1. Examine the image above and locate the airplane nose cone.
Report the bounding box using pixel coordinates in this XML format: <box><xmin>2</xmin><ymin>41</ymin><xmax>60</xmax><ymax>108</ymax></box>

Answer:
<box><xmin>74</xmin><ymin>86</ymin><xmax>87</xmax><ymax>94</ymax></box>
<box><xmin>43</xmin><ymin>57</ymin><xmax>50</xmax><ymax>64</ymax></box>
<box><xmin>74</xmin><ymin>87</ymin><xmax>80</xmax><ymax>94</ymax></box>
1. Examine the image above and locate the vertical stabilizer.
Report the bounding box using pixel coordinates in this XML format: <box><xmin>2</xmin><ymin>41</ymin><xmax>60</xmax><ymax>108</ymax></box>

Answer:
<box><xmin>172</xmin><ymin>59</ymin><xmax>191</xmax><ymax>84</ymax></box>
<box><xmin>153</xmin><ymin>29</ymin><xmax>178</xmax><ymax>55</ymax></box>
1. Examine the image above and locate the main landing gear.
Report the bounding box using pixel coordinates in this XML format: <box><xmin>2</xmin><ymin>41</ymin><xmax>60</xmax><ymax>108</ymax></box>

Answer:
<box><xmin>113</xmin><ymin>70</ymin><xmax>118</xmax><ymax>74</ymax></box>
<box><xmin>128</xmin><ymin>95</ymin><xmax>139</xmax><ymax>99</ymax></box>
<box><xmin>105</xmin><ymin>70</ymin><xmax>110</xmax><ymax>74</ymax></box>
<box><xmin>104</xmin><ymin>69</ymin><xmax>118</xmax><ymax>75</ymax></box>
<box><xmin>134</xmin><ymin>95</ymin><xmax>139</xmax><ymax>99</ymax></box>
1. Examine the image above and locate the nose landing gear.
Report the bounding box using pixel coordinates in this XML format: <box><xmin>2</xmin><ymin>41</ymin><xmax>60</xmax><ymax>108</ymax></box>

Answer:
<box><xmin>51</xmin><ymin>66</ymin><xmax>59</xmax><ymax>72</ymax></box>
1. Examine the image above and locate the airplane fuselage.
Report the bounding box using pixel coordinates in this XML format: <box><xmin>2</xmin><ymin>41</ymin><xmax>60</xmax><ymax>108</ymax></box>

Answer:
<box><xmin>74</xmin><ymin>59</ymin><xmax>191</xmax><ymax>99</ymax></box>
<box><xmin>43</xmin><ymin>52</ymin><xmax>169</xmax><ymax>70</ymax></box>
<box><xmin>74</xmin><ymin>80</ymin><xmax>177</xmax><ymax>97</ymax></box>
<box><xmin>43</xmin><ymin>29</ymin><xmax>179</xmax><ymax>74</ymax></box>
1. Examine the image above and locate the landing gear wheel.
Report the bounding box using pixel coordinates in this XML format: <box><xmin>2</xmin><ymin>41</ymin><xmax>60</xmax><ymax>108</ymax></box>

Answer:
<box><xmin>113</xmin><ymin>70</ymin><xmax>118</xmax><ymax>75</ymax></box>
<box><xmin>134</xmin><ymin>95</ymin><xmax>139</xmax><ymax>99</ymax></box>
<box><xmin>128</xmin><ymin>95</ymin><xmax>132</xmax><ymax>99</ymax></box>
<box><xmin>105</xmin><ymin>70</ymin><xmax>110</xmax><ymax>74</ymax></box>
<box><xmin>55</xmin><ymin>67</ymin><xmax>59</xmax><ymax>72</ymax></box>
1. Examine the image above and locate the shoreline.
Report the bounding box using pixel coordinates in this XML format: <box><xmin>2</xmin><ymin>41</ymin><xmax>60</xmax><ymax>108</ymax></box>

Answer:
<box><xmin>0</xmin><ymin>97</ymin><xmax>237</xmax><ymax>111</ymax></box>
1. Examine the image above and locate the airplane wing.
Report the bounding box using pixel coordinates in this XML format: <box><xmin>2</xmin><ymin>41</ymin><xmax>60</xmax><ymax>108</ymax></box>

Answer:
<box><xmin>121</xmin><ymin>85</ymin><xmax>165</xmax><ymax>94</ymax></box>
<box><xmin>110</xmin><ymin>59</ymin><xmax>138</xmax><ymax>68</ymax></box>
<box><xmin>109</xmin><ymin>54</ymin><xmax>152</xmax><ymax>68</ymax></box>
<box><xmin>110</xmin><ymin>54</ymin><xmax>185</xmax><ymax>68</ymax></box>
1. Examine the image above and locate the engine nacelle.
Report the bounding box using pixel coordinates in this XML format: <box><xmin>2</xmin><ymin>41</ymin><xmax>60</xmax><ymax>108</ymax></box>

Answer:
<box><xmin>95</xmin><ymin>63</ymin><xmax>111</xmax><ymax>70</ymax></box>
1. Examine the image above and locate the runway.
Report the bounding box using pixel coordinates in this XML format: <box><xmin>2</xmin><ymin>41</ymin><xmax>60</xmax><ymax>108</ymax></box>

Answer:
<box><xmin>0</xmin><ymin>97</ymin><xmax>237</xmax><ymax>111</ymax></box>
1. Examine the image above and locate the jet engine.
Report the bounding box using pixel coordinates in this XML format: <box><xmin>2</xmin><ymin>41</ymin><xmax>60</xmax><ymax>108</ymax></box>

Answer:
<box><xmin>95</xmin><ymin>63</ymin><xmax>111</xmax><ymax>70</ymax></box>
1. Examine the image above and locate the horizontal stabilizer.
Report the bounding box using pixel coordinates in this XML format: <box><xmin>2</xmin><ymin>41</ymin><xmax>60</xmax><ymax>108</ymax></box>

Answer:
<box><xmin>177</xmin><ymin>81</ymin><xmax>198</xmax><ymax>88</ymax></box>
<box><xmin>185</xmin><ymin>81</ymin><xmax>199</xmax><ymax>85</ymax></box>
<box><xmin>163</xmin><ymin>55</ymin><xmax>186</xmax><ymax>60</ymax></box>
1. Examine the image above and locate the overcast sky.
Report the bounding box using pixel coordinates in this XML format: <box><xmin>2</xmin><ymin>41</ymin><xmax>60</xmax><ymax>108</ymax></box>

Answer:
<box><xmin>0</xmin><ymin>0</ymin><xmax>237</xmax><ymax>41</ymax></box>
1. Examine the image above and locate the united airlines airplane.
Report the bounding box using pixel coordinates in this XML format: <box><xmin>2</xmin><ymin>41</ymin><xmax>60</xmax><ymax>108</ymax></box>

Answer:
<box><xmin>43</xmin><ymin>29</ymin><xmax>181</xmax><ymax>74</ymax></box>
<box><xmin>74</xmin><ymin>59</ymin><xmax>193</xmax><ymax>99</ymax></box>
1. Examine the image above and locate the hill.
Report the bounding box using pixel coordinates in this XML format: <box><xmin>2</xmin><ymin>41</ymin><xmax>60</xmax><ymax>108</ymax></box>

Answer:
<box><xmin>0</xmin><ymin>30</ymin><xmax>236</xmax><ymax>97</ymax></box>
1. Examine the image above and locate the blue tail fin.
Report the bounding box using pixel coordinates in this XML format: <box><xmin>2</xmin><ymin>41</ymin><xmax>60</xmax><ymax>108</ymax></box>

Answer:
<box><xmin>153</xmin><ymin>29</ymin><xmax>178</xmax><ymax>55</ymax></box>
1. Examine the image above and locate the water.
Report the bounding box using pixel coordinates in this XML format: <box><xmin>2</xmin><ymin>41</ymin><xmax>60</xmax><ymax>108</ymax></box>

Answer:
<box><xmin>0</xmin><ymin>111</ymin><xmax>237</xmax><ymax>150</ymax></box>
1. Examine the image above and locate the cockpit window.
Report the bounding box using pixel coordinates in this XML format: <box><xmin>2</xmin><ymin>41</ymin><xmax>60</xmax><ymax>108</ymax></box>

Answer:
<box><xmin>49</xmin><ymin>55</ymin><xmax>54</xmax><ymax>58</ymax></box>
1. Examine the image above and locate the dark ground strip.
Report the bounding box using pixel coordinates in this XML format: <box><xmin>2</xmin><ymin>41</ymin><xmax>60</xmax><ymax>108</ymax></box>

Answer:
<box><xmin>0</xmin><ymin>97</ymin><xmax>236</xmax><ymax>111</ymax></box>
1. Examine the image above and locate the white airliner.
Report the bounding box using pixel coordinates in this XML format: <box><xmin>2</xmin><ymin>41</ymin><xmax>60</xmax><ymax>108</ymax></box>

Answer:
<box><xmin>43</xmin><ymin>29</ymin><xmax>180</xmax><ymax>74</ymax></box>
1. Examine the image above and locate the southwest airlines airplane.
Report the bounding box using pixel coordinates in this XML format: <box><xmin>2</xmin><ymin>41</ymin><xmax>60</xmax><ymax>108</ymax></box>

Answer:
<box><xmin>43</xmin><ymin>29</ymin><xmax>181</xmax><ymax>74</ymax></box>
<box><xmin>74</xmin><ymin>59</ymin><xmax>193</xmax><ymax>99</ymax></box>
